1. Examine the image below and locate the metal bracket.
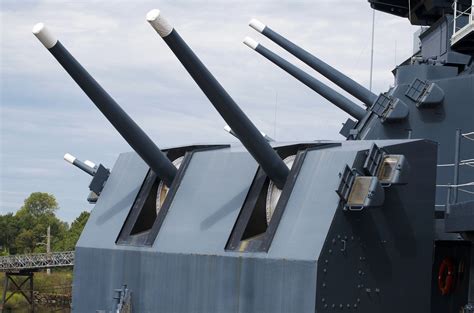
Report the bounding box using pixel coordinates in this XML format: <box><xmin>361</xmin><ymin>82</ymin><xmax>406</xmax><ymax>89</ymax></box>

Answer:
<box><xmin>363</xmin><ymin>144</ymin><xmax>408</xmax><ymax>185</ymax></box>
<box><xmin>371</xmin><ymin>93</ymin><xmax>409</xmax><ymax>122</ymax></box>
<box><xmin>405</xmin><ymin>78</ymin><xmax>444</xmax><ymax>108</ymax></box>
<box><xmin>88</xmin><ymin>164</ymin><xmax>110</xmax><ymax>195</ymax></box>
<box><xmin>114</xmin><ymin>285</ymin><xmax>132</xmax><ymax>313</ymax></box>
<box><xmin>336</xmin><ymin>165</ymin><xmax>356</xmax><ymax>203</ymax></box>
<box><xmin>363</xmin><ymin>143</ymin><xmax>385</xmax><ymax>176</ymax></box>
<box><xmin>336</xmin><ymin>164</ymin><xmax>385</xmax><ymax>210</ymax></box>
<box><xmin>339</xmin><ymin>118</ymin><xmax>358</xmax><ymax>139</ymax></box>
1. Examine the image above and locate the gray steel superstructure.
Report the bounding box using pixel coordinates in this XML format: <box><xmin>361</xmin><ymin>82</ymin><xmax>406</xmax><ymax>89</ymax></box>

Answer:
<box><xmin>31</xmin><ymin>0</ymin><xmax>473</xmax><ymax>312</ymax></box>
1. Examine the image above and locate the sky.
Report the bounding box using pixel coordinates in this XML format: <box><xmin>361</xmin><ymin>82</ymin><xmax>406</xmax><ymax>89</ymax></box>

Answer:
<box><xmin>0</xmin><ymin>0</ymin><xmax>418</xmax><ymax>222</ymax></box>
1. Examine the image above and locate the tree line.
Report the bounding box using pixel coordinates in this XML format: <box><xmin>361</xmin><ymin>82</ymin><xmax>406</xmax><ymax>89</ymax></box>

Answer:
<box><xmin>0</xmin><ymin>192</ymin><xmax>89</xmax><ymax>255</ymax></box>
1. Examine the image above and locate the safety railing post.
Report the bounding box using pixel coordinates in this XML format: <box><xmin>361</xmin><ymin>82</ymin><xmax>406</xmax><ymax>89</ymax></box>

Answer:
<box><xmin>454</xmin><ymin>0</ymin><xmax>458</xmax><ymax>32</ymax></box>
<box><xmin>453</xmin><ymin>129</ymin><xmax>462</xmax><ymax>203</ymax></box>
<box><xmin>471</xmin><ymin>4</ymin><xmax>473</xmax><ymax>23</ymax></box>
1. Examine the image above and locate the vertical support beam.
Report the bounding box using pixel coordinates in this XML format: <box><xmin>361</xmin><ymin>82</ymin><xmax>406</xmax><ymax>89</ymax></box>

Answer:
<box><xmin>1</xmin><ymin>272</ymin><xmax>35</xmax><ymax>312</ymax></box>
<box><xmin>454</xmin><ymin>0</ymin><xmax>458</xmax><ymax>32</ymax></box>
<box><xmin>446</xmin><ymin>184</ymin><xmax>452</xmax><ymax>214</ymax></box>
<box><xmin>453</xmin><ymin>129</ymin><xmax>462</xmax><ymax>203</ymax></box>
<box><xmin>29</xmin><ymin>273</ymin><xmax>34</xmax><ymax>313</ymax></box>
<box><xmin>471</xmin><ymin>4</ymin><xmax>473</xmax><ymax>24</ymax></box>
<box><xmin>46</xmin><ymin>226</ymin><xmax>51</xmax><ymax>276</ymax></box>
<box><xmin>1</xmin><ymin>273</ymin><xmax>9</xmax><ymax>312</ymax></box>
<box><xmin>369</xmin><ymin>9</ymin><xmax>375</xmax><ymax>92</ymax></box>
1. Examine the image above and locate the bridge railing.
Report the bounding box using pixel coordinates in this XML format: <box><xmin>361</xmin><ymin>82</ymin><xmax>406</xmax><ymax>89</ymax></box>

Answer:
<box><xmin>0</xmin><ymin>251</ymin><xmax>74</xmax><ymax>272</ymax></box>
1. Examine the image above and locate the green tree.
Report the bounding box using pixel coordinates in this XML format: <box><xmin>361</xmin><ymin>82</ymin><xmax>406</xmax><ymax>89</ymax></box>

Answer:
<box><xmin>12</xmin><ymin>193</ymin><xmax>66</xmax><ymax>254</ymax></box>
<box><xmin>15</xmin><ymin>229</ymin><xmax>35</xmax><ymax>253</ymax></box>
<box><xmin>0</xmin><ymin>213</ymin><xmax>19</xmax><ymax>254</ymax></box>
<box><xmin>55</xmin><ymin>211</ymin><xmax>90</xmax><ymax>251</ymax></box>
<box><xmin>20</xmin><ymin>192</ymin><xmax>58</xmax><ymax>217</ymax></box>
<box><xmin>1</xmin><ymin>192</ymin><xmax>88</xmax><ymax>255</ymax></box>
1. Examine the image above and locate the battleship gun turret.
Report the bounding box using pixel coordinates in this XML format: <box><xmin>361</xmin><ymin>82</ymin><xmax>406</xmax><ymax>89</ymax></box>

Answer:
<box><xmin>32</xmin><ymin>23</ymin><xmax>177</xmax><ymax>187</ymax></box>
<box><xmin>30</xmin><ymin>1</ymin><xmax>474</xmax><ymax>312</ymax></box>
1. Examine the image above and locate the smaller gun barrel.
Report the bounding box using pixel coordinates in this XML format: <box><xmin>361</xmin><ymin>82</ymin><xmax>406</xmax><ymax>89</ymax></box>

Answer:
<box><xmin>64</xmin><ymin>153</ymin><xmax>95</xmax><ymax>176</ymax></box>
<box><xmin>249</xmin><ymin>19</ymin><xmax>377</xmax><ymax>107</ymax></box>
<box><xmin>33</xmin><ymin>23</ymin><xmax>177</xmax><ymax>187</ymax></box>
<box><xmin>244</xmin><ymin>37</ymin><xmax>366</xmax><ymax>121</ymax></box>
<box><xmin>147</xmin><ymin>10</ymin><xmax>289</xmax><ymax>189</ymax></box>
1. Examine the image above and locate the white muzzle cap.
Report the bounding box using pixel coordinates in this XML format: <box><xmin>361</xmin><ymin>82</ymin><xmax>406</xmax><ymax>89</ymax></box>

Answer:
<box><xmin>84</xmin><ymin>160</ymin><xmax>96</xmax><ymax>168</ymax></box>
<box><xmin>32</xmin><ymin>23</ymin><xmax>58</xmax><ymax>49</ymax></box>
<box><xmin>64</xmin><ymin>153</ymin><xmax>76</xmax><ymax>164</ymax></box>
<box><xmin>249</xmin><ymin>18</ymin><xmax>266</xmax><ymax>33</ymax></box>
<box><xmin>146</xmin><ymin>9</ymin><xmax>173</xmax><ymax>37</ymax></box>
<box><xmin>243</xmin><ymin>37</ymin><xmax>259</xmax><ymax>50</ymax></box>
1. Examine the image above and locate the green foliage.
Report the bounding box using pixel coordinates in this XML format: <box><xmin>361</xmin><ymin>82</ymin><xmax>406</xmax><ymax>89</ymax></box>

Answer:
<box><xmin>0</xmin><ymin>192</ymin><xmax>89</xmax><ymax>255</ymax></box>
<box><xmin>54</xmin><ymin>211</ymin><xmax>90</xmax><ymax>251</ymax></box>
<box><xmin>0</xmin><ymin>213</ymin><xmax>19</xmax><ymax>254</ymax></box>
<box><xmin>1</xmin><ymin>271</ymin><xmax>73</xmax><ymax>312</ymax></box>
<box><xmin>20</xmin><ymin>192</ymin><xmax>58</xmax><ymax>217</ymax></box>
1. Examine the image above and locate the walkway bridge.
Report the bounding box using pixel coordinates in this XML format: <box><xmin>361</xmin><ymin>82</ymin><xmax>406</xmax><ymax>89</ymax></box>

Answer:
<box><xmin>0</xmin><ymin>251</ymin><xmax>74</xmax><ymax>272</ymax></box>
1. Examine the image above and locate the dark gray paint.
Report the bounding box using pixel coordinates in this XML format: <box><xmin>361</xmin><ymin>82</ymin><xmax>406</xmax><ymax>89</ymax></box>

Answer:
<box><xmin>160</xmin><ymin>29</ymin><xmax>289</xmax><ymax>189</ymax></box>
<box><xmin>257</xmin><ymin>24</ymin><xmax>378</xmax><ymax>106</ymax></box>
<box><xmin>47</xmin><ymin>41</ymin><xmax>177</xmax><ymax>186</ymax></box>
<box><xmin>357</xmin><ymin>66</ymin><xmax>474</xmax><ymax>205</ymax></box>
<box><xmin>252</xmin><ymin>42</ymin><xmax>366</xmax><ymax>120</ymax></box>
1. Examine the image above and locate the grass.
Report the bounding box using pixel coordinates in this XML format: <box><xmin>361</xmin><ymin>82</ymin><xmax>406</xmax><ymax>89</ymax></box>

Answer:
<box><xmin>0</xmin><ymin>270</ymin><xmax>72</xmax><ymax>312</ymax></box>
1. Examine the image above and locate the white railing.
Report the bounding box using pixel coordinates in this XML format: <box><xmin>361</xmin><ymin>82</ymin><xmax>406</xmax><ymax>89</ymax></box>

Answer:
<box><xmin>453</xmin><ymin>1</ymin><xmax>473</xmax><ymax>33</ymax></box>
<box><xmin>436</xmin><ymin>129</ymin><xmax>474</xmax><ymax>206</ymax></box>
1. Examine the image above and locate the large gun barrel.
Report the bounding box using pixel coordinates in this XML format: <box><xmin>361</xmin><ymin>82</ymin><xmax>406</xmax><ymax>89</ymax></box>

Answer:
<box><xmin>146</xmin><ymin>10</ymin><xmax>289</xmax><ymax>189</ymax></box>
<box><xmin>32</xmin><ymin>23</ymin><xmax>177</xmax><ymax>187</ymax></box>
<box><xmin>249</xmin><ymin>19</ymin><xmax>378</xmax><ymax>107</ymax></box>
<box><xmin>244</xmin><ymin>37</ymin><xmax>366</xmax><ymax>121</ymax></box>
